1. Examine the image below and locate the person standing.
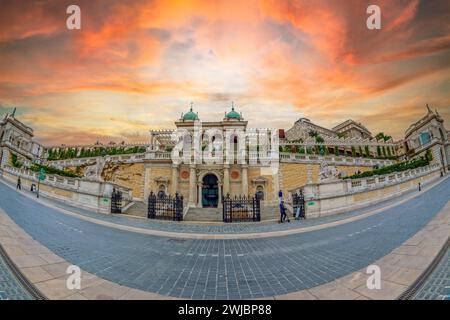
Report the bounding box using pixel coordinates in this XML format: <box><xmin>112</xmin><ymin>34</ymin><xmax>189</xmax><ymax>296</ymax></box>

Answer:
<box><xmin>278</xmin><ymin>190</ymin><xmax>283</xmax><ymax>203</ymax></box>
<box><xmin>16</xmin><ymin>177</ymin><xmax>21</xmax><ymax>190</ymax></box>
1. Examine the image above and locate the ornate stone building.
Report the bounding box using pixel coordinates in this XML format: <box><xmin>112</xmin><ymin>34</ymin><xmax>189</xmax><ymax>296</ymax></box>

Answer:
<box><xmin>0</xmin><ymin>111</ymin><xmax>44</xmax><ymax>168</ymax></box>
<box><xmin>401</xmin><ymin>105</ymin><xmax>449</xmax><ymax>171</ymax></box>
<box><xmin>332</xmin><ymin>119</ymin><xmax>373</xmax><ymax>139</ymax></box>
<box><xmin>2</xmin><ymin>103</ymin><xmax>448</xmax><ymax>217</ymax></box>
<box><xmin>145</xmin><ymin>104</ymin><xmax>279</xmax><ymax>208</ymax></box>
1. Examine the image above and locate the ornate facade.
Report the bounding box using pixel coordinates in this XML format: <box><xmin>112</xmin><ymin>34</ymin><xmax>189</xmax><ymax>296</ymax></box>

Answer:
<box><xmin>0</xmin><ymin>111</ymin><xmax>44</xmax><ymax>168</ymax></box>
<box><xmin>1</xmin><ymin>104</ymin><xmax>448</xmax><ymax>213</ymax></box>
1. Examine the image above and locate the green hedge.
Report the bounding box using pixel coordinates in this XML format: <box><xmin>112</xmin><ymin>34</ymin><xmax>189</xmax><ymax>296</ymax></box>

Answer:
<box><xmin>345</xmin><ymin>157</ymin><xmax>430</xmax><ymax>180</ymax></box>
<box><xmin>30</xmin><ymin>164</ymin><xmax>81</xmax><ymax>178</ymax></box>
<box><xmin>47</xmin><ymin>146</ymin><xmax>146</xmax><ymax>161</ymax></box>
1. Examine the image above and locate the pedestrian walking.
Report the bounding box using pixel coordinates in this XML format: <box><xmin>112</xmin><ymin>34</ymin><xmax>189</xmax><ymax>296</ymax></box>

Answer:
<box><xmin>278</xmin><ymin>190</ymin><xmax>283</xmax><ymax>204</ymax></box>
<box><xmin>279</xmin><ymin>200</ymin><xmax>290</xmax><ymax>223</ymax></box>
<box><xmin>16</xmin><ymin>177</ymin><xmax>21</xmax><ymax>190</ymax></box>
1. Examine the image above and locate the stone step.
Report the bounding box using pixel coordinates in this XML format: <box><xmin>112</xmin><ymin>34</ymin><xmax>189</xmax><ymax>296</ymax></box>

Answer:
<box><xmin>184</xmin><ymin>207</ymin><xmax>222</xmax><ymax>222</ymax></box>
<box><xmin>123</xmin><ymin>201</ymin><xmax>147</xmax><ymax>218</ymax></box>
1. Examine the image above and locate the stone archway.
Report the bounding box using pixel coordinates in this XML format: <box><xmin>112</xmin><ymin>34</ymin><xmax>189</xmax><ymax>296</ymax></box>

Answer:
<box><xmin>202</xmin><ymin>174</ymin><xmax>219</xmax><ymax>207</ymax></box>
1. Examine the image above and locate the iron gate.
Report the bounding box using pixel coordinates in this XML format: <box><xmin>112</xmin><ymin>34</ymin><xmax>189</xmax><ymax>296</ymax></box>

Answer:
<box><xmin>292</xmin><ymin>190</ymin><xmax>305</xmax><ymax>219</ymax></box>
<box><xmin>148</xmin><ymin>192</ymin><xmax>184</xmax><ymax>221</ymax></box>
<box><xmin>222</xmin><ymin>194</ymin><xmax>261</xmax><ymax>223</ymax></box>
<box><xmin>111</xmin><ymin>188</ymin><xmax>122</xmax><ymax>214</ymax></box>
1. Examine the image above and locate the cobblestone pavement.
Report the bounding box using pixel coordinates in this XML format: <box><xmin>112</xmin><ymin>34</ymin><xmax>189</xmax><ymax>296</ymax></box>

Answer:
<box><xmin>0</xmin><ymin>178</ymin><xmax>449</xmax><ymax>299</ymax></box>
<box><xmin>0</xmin><ymin>177</ymin><xmax>436</xmax><ymax>235</ymax></box>
<box><xmin>0</xmin><ymin>248</ymin><xmax>32</xmax><ymax>300</ymax></box>
<box><xmin>412</xmin><ymin>247</ymin><xmax>450</xmax><ymax>300</ymax></box>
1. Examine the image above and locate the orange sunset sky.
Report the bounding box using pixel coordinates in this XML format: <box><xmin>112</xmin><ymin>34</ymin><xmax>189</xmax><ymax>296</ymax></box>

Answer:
<box><xmin>0</xmin><ymin>0</ymin><xmax>449</xmax><ymax>146</ymax></box>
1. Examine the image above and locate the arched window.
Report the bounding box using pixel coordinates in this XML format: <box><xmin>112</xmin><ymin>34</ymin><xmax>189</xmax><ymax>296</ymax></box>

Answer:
<box><xmin>157</xmin><ymin>184</ymin><xmax>166</xmax><ymax>198</ymax></box>
<box><xmin>256</xmin><ymin>185</ymin><xmax>264</xmax><ymax>200</ymax></box>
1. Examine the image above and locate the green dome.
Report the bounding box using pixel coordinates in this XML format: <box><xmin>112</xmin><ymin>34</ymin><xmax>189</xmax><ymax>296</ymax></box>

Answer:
<box><xmin>182</xmin><ymin>106</ymin><xmax>199</xmax><ymax>121</ymax></box>
<box><xmin>225</xmin><ymin>106</ymin><xmax>241</xmax><ymax>120</ymax></box>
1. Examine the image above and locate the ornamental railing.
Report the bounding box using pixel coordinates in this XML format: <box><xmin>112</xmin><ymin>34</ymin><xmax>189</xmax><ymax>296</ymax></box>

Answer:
<box><xmin>147</xmin><ymin>192</ymin><xmax>184</xmax><ymax>221</ymax></box>
<box><xmin>111</xmin><ymin>189</ymin><xmax>123</xmax><ymax>214</ymax></box>
<box><xmin>222</xmin><ymin>194</ymin><xmax>261</xmax><ymax>223</ymax></box>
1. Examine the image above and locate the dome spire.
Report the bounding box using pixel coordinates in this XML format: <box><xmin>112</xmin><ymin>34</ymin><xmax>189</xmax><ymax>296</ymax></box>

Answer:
<box><xmin>225</xmin><ymin>101</ymin><xmax>242</xmax><ymax>120</ymax></box>
<box><xmin>182</xmin><ymin>102</ymin><xmax>199</xmax><ymax>121</ymax></box>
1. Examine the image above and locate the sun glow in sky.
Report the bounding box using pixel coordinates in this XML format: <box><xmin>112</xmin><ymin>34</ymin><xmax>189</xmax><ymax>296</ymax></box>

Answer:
<box><xmin>0</xmin><ymin>0</ymin><xmax>449</xmax><ymax>145</ymax></box>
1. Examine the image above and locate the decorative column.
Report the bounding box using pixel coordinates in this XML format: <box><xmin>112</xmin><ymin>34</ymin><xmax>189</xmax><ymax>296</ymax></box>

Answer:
<box><xmin>188</xmin><ymin>165</ymin><xmax>196</xmax><ymax>206</ymax></box>
<box><xmin>171</xmin><ymin>164</ymin><xmax>178</xmax><ymax>194</ymax></box>
<box><xmin>241</xmin><ymin>165</ymin><xmax>248</xmax><ymax>196</ymax></box>
<box><xmin>218</xmin><ymin>183</ymin><xmax>222</xmax><ymax>207</ymax></box>
<box><xmin>197</xmin><ymin>183</ymin><xmax>202</xmax><ymax>207</ymax></box>
<box><xmin>223</xmin><ymin>165</ymin><xmax>230</xmax><ymax>196</ymax></box>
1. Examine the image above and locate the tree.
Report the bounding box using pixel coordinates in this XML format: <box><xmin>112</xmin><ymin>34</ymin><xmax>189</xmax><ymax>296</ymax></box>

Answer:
<box><xmin>365</xmin><ymin>145</ymin><xmax>370</xmax><ymax>158</ymax></box>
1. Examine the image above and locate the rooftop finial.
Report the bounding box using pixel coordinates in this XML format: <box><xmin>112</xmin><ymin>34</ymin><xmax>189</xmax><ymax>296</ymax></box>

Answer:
<box><xmin>189</xmin><ymin>102</ymin><xmax>193</xmax><ymax>112</ymax></box>
<box><xmin>12</xmin><ymin>107</ymin><xmax>16</xmax><ymax>117</ymax></box>
<box><xmin>231</xmin><ymin>101</ymin><xmax>234</xmax><ymax>111</ymax></box>
<box><xmin>426</xmin><ymin>103</ymin><xmax>432</xmax><ymax>114</ymax></box>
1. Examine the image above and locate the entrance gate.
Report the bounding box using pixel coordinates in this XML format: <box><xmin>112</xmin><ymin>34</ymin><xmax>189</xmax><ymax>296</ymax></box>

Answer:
<box><xmin>202</xmin><ymin>174</ymin><xmax>219</xmax><ymax>207</ymax></box>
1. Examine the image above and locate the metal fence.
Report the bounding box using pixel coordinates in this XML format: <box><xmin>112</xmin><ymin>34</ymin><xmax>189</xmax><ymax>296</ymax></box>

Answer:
<box><xmin>148</xmin><ymin>192</ymin><xmax>184</xmax><ymax>221</ymax></box>
<box><xmin>111</xmin><ymin>189</ymin><xmax>122</xmax><ymax>214</ymax></box>
<box><xmin>292</xmin><ymin>190</ymin><xmax>305</xmax><ymax>219</ymax></box>
<box><xmin>222</xmin><ymin>194</ymin><xmax>261</xmax><ymax>223</ymax></box>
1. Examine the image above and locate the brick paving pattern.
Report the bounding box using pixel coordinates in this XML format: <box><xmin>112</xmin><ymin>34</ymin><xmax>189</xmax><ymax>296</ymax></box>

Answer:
<box><xmin>0</xmin><ymin>178</ymin><xmax>449</xmax><ymax>299</ymax></box>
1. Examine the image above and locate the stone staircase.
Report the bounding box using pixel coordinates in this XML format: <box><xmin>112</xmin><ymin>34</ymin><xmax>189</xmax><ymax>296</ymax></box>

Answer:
<box><xmin>184</xmin><ymin>207</ymin><xmax>222</xmax><ymax>222</ymax></box>
<box><xmin>123</xmin><ymin>201</ymin><xmax>147</xmax><ymax>218</ymax></box>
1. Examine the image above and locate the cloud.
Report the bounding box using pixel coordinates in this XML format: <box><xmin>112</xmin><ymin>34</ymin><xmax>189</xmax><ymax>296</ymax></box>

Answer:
<box><xmin>0</xmin><ymin>0</ymin><xmax>448</xmax><ymax>144</ymax></box>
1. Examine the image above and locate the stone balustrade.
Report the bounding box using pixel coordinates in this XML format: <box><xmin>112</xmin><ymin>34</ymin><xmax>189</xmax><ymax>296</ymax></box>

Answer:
<box><xmin>279</xmin><ymin>153</ymin><xmax>394</xmax><ymax>167</ymax></box>
<box><xmin>47</xmin><ymin>152</ymin><xmax>147</xmax><ymax>167</ymax></box>
<box><xmin>291</xmin><ymin>163</ymin><xmax>442</xmax><ymax>218</ymax></box>
<box><xmin>46</xmin><ymin>150</ymin><xmax>394</xmax><ymax>168</ymax></box>
<box><xmin>1</xmin><ymin>165</ymin><xmax>132</xmax><ymax>214</ymax></box>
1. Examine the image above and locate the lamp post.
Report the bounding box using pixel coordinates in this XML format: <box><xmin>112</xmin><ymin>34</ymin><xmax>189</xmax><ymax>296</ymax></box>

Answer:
<box><xmin>37</xmin><ymin>168</ymin><xmax>45</xmax><ymax>198</ymax></box>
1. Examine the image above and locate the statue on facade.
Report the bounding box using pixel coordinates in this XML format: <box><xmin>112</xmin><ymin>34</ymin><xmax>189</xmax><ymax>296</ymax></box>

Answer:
<box><xmin>84</xmin><ymin>157</ymin><xmax>106</xmax><ymax>181</ymax></box>
<box><xmin>318</xmin><ymin>160</ymin><xmax>342</xmax><ymax>182</ymax></box>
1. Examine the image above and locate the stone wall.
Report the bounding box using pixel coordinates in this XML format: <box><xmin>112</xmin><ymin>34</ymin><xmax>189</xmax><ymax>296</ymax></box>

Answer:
<box><xmin>280</xmin><ymin>163</ymin><xmax>371</xmax><ymax>192</ymax></box>
<box><xmin>102</xmin><ymin>163</ymin><xmax>144</xmax><ymax>199</ymax></box>
<box><xmin>1</xmin><ymin>166</ymin><xmax>132</xmax><ymax>214</ymax></box>
<box><xmin>300</xmin><ymin>164</ymin><xmax>441</xmax><ymax>218</ymax></box>
<box><xmin>247</xmin><ymin>167</ymin><xmax>274</xmax><ymax>201</ymax></box>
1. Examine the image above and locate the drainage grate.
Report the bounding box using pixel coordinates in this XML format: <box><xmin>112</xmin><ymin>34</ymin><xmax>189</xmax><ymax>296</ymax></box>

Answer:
<box><xmin>397</xmin><ymin>236</ymin><xmax>450</xmax><ymax>300</ymax></box>
<box><xmin>0</xmin><ymin>244</ymin><xmax>47</xmax><ymax>300</ymax></box>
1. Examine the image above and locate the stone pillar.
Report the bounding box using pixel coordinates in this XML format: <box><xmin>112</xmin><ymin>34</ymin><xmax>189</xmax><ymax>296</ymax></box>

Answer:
<box><xmin>143</xmin><ymin>166</ymin><xmax>151</xmax><ymax>202</ymax></box>
<box><xmin>223</xmin><ymin>165</ymin><xmax>230</xmax><ymax>196</ymax></box>
<box><xmin>241</xmin><ymin>165</ymin><xmax>248</xmax><ymax>196</ymax></box>
<box><xmin>218</xmin><ymin>183</ymin><xmax>222</xmax><ymax>207</ymax></box>
<box><xmin>197</xmin><ymin>183</ymin><xmax>202</xmax><ymax>207</ymax></box>
<box><xmin>188</xmin><ymin>165</ymin><xmax>196</xmax><ymax>206</ymax></box>
<box><xmin>171</xmin><ymin>165</ymin><xmax>178</xmax><ymax>194</ymax></box>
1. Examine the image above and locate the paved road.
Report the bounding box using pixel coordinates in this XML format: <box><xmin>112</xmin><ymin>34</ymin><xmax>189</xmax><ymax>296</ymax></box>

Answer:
<box><xmin>0</xmin><ymin>176</ymin><xmax>436</xmax><ymax>235</ymax></box>
<box><xmin>0</xmin><ymin>178</ymin><xmax>449</xmax><ymax>299</ymax></box>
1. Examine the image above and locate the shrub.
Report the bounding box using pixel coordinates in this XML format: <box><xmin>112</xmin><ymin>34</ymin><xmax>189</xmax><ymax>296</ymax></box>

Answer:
<box><xmin>344</xmin><ymin>157</ymin><xmax>429</xmax><ymax>180</ymax></box>
<box><xmin>30</xmin><ymin>164</ymin><xmax>81</xmax><ymax>178</ymax></box>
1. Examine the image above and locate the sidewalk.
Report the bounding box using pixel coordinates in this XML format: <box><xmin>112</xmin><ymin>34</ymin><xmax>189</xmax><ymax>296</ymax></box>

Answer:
<box><xmin>0</xmin><ymin>196</ymin><xmax>448</xmax><ymax>300</ymax></box>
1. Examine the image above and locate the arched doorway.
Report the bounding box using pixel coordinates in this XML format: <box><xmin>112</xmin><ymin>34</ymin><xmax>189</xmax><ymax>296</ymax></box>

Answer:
<box><xmin>202</xmin><ymin>174</ymin><xmax>219</xmax><ymax>207</ymax></box>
